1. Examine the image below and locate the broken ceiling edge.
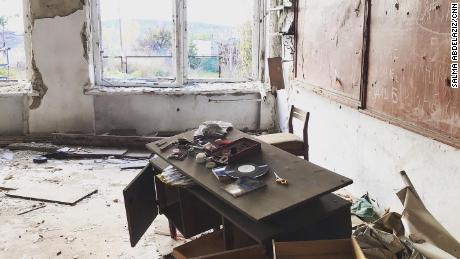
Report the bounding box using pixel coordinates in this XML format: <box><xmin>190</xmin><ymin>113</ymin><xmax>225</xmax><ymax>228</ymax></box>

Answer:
<box><xmin>31</xmin><ymin>0</ymin><xmax>86</xmax><ymax>21</ymax></box>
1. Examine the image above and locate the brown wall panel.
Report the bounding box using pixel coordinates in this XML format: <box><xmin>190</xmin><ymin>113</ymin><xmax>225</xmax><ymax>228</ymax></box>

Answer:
<box><xmin>296</xmin><ymin>0</ymin><xmax>367</xmax><ymax>106</ymax></box>
<box><xmin>366</xmin><ymin>0</ymin><xmax>460</xmax><ymax>143</ymax></box>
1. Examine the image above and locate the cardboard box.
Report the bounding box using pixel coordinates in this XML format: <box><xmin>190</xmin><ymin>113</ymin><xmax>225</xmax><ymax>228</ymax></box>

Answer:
<box><xmin>172</xmin><ymin>231</ymin><xmax>225</xmax><ymax>259</ymax></box>
<box><xmin>191</xmin><ymin>245</ymin><xmax>268</xmax><ymax>259</ymax></box>
<box><xmin>172</xmin><ymin>230</ymin><xmax>268</xmax><ymax>259</ymax></box>
<box><xmin>173</xmin><ymin>232</ymin><xmax>365</xmax><ymax>259</ymax></box>
<box><xmin>273</xmin><ymin>237</ymin><xmax>366</xmax><ymax>259</ymax></box>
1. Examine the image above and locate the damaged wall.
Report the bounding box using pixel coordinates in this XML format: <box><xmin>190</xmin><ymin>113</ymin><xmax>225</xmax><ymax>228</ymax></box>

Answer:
<box><xmin>277</xmin><ymin>87</ymin><xmax>460</xmax><ymax>239</ymax></box>
<box><xmin>278</xmin><ymin>0</ymin><xmax>460</xmax><ymax>239</ymax></box>
<box><xmin>0</xmin><ymin>96</ymin><xmax>24</xmax><ymax>135</ymax></box>
<box><xmin>94</xmin><ymin>94</ymin><xmax>273</xmax><ymax>135</ymax></box>
<box><xmin>28</xmin><ymin>1</ymin><xmax>95</xmax><ymax>133</ymax></box>
<box><xmin>8</xmin><ymin>0</ymin><xmax>273</xmax><ymax>135</ymax></box>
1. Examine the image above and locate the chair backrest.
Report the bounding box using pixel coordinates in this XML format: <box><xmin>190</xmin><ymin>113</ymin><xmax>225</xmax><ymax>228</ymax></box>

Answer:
<box><xmin>288</xmin><ymin>105</ymin><xmax>310</xmax><ymax>160</ymax></box>
<box><xmin>288</xmin><ymin>106</ymin><xmax>309</xmax><ymax>134</ymax></box>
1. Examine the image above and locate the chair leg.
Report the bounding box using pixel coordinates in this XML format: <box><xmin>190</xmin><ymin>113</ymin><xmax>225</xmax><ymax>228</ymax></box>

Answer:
<box><xmin>169</xmin><ymin>220</ymin><xmax>177</xmax><ymax>240</ymax></box>
<box><xmin>304</xmin><ymin>144</ymin><xmax>309</xmax><ymax>161</ymax></box>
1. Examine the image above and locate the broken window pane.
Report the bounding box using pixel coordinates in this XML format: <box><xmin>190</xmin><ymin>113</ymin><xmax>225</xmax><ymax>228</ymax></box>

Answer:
<box><xmin>187</xmin><ymin>0</ymin><xmax>254</xmax><ymax>80</ymax></box>
<box><xmin>99</xmin><ymin>0</ymin><xmax>175</xmax><ymax>82</ymax></box>
<box><xmin>0</xmin><ymin>0</ymin><xmax>26</xmax><ymax>82</ymax></box>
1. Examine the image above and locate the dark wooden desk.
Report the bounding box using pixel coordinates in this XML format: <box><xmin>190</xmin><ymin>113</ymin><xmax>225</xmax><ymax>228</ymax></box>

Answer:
<box><xmin>146</xmin><ymin>129</ymin><xmax>352</xmax><ymax>221</ymax></box>
<box><xmin>124</xmin><ymin>129</ymin><xmax>353</xmax><ymax>251</ymax></box>
<box><xmin>149</xmin><ymin>156</ymin><xmax>352</xmax><ymax>251</ymax></box>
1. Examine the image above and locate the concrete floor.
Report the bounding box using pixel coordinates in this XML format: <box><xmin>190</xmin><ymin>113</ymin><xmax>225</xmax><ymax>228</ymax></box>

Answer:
<box><xmin>0</xmin><ymin>149</ymin><xmax>185</xmax><ymax>258</ymax></box>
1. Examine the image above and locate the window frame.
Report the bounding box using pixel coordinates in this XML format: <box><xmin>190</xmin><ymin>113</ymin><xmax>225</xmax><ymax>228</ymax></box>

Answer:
<box><xmin>90</xmin><ymin>0</ymin><xmax>266</xmax><ymax>88</ymax></box>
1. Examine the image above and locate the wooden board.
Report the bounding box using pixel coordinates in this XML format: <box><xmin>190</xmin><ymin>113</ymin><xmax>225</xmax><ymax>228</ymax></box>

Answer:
<box><xmin>6</xmin><ymin>183</ymin><xmax>97</xmax><ymax>205</ymax></box>
<box><xmin>268</xmin><ymin>57</ymin><xmax>285</xmax><ymax>91</ymax></box>
<box><xmin>147</xmin><ymin>130</ymin><xmax>352</xmax><ymax>221</ymax></box>
<box><xmin>123</xmin><ymin>164</ymin><xmax>158</xmax><ymax>247</ymax></box>
<box><xmin>365</xmin><ymin>0</ymin><xmax>460</xmax><ymax>147</ymax></box>
<box><xmin>124</xmin><ymin>149</ymin><xmax>152</xmax><ymax>159</ymax></box>
<box><xmin>296</xmin><ymin>0</ymin><xmax>367</xmax><ymax>107</ymax></box>
<box><xmin>52</xmin><ymin>133</ymin><xmax>164</xmax><ymax>148</ymax></box>
<box><xmin>66</xmin><ymin>147</ymin><xmax>128</xmax><ymax>156</ymax></box>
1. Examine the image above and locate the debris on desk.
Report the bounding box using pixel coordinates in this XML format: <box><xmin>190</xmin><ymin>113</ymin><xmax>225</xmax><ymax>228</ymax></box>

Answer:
<box><xmin>157</xmin><ymin>166</ymin><xmax>195</xmax><ymax>187</ymax></box>
<box><xmin>194</xmin><ymin>121</ymin><xmax>233</xmax><ymax>139</ymax></box>
<box><xmin>205</xmin><ymin>161</ymin><xmax>217</xmax><ymax>169</ymax></box>
<box><xmin>212</xmin><ymin>166</ymin><xmax>231</xmax><ymax>182</ymax></box>
<box><xmin>167</xmin><ymin>148</ymin><xmax>188</xmax><ymax>161</ymax></box>
<box><xmin>273</xmin><ymin>171</ymin><xmax>288</xmax><ymax>185</ymax></box>
<box><xmin>209</xmin><ymin>137</ymin><xmax>261</xmax><ymax>164</ymax></box>
<box><xmin>224</xmin><ymin>161</ymin><xmax>269</xmax><ymax>179</ymax></box>
<box><xmin>221</xmin><ymin>177</ymin><xmax>266</xmax><ymax>197</ymax></box>
<box><xmin>195</xmin><ymin>152</ymin><xmax>207</xmax><ymax>164</ymax></box>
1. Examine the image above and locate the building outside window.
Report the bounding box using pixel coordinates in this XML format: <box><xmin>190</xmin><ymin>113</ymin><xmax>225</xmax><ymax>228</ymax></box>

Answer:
<box><xmin>92</xmin><ymin>0</ymin><xmax>264</xmax><ymax>87</ymax></box>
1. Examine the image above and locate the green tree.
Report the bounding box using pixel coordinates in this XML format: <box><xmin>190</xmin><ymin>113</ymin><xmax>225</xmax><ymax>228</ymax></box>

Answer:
<box><xmin>138</xmin><ymin>27</ymin><xmax>172</xmax><ymax>55</ymax></box>
<box><xmin>238</xmin><ymin>21</ymin><xmax>252</xmax><ymax>77</ymax></box>
<box><xmin>188</xmin><ymin>41</ymin><xmax>200</xmax><ymax>69</ymax></box>
<box><xmin>0</xmin><ymin>16</ymin><xmax>7</xmax><ymax>47</ymax></box>
<box><xmin>0</xmin><ymin>16</ymin><xmax>7</xmax><ymax>77</ymax></box>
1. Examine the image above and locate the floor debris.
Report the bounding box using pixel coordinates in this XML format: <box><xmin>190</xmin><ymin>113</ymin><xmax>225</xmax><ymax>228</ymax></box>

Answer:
<box><xmin>6</xmin><ymin>183</ymin><xmax>98</xmax><ymax>205</ymax></box>
<box><xmin>351</xmin><ymin>194</ymin><xmax>379</xmax><ymax>222</ymax></box>
<box><xmin>120</xmin><ymin>161</ymin><xmax>148</xmax><ymax>170</ymax></box>
<box><xmin>352</xmin><ymin>171</ymin><xmax>460</xmax><ymax>259</ymax></box>
<box><xmin>17</xmin><ymin>203</ymin><xmax>47</xmax><ymax>215</ymax></box>
<box><xmin>0</xmin><ymin>149</ymin><xmax>161</xmax><ymax>258</ymax></box>
<box><xmin>0</xmin><ymin>149</ymin><xmax>14</xmax><ymax>160</ymax></box>
<box><xmin>7</xmin><ymin>142</ymin><xmax>61</xmax><ymax>153</ymax></box>
<box><xmin>123</xmin><ymin>149</ymin><xmax>152</xmax><ymax>159</ymax></box>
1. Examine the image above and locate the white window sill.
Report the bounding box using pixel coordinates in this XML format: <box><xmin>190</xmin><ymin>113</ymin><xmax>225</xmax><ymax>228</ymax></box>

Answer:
<box><xmin>0</xmin><ymin>81</ymin><xmax>36</xmax><ymax>97</ymax></box>
<box><xmin>85</xmin><ymin>82</ymin><xmax>268</xmax><ymax>96</ymax></box>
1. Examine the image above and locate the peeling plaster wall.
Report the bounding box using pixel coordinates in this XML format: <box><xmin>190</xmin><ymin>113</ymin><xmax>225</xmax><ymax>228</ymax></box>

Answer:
<box><xmin>28</xmin><ymin>8</ymin><xmax>95</xmax><ymax>133</ymax></box>
<box><xmin>30</xmin><ymin>0</ymin><xmax>85</xmax><ymax>19</ymax></box>
<box><xmin>277</xmin><ymin>85</ymin><xmax>460</xmax><ymax>239</ymax></box>
<box><xmin>94</xmin><ymin>94</ymin><xmax>274</xmax><ymax>135</ymax></box>
<box><xmin>0</xmin><ymin>97</ymin><xmax>24</xmax><ymax>135</ymax></box>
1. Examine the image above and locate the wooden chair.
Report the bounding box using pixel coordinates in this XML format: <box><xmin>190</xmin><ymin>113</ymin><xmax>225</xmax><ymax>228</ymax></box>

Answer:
<box><xmin>257</xmin><ymin>105</ymin><xmax>310</xmax><ymax>160</ymax></box>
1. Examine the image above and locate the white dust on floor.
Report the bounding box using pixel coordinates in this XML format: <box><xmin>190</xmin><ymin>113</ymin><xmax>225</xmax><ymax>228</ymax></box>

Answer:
<box><xmin>0</xmin><ymin>149</ymin><xmax>183</xmax><ymax>259</ymax></box>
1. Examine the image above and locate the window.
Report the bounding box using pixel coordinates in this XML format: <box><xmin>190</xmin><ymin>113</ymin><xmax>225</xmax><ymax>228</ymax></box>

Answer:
<box><xmin>0</xmin><ymin>0</ymin><xmax>26</xmax><ymax>82</ymax></box>
<box><xmin>187</xmin><ymin>0</ymin><xmax>254</xmax><ymax>80</ymax></box>
<box><xmin>91</xmin><ymin>0</ymin><xmax>264</xmax><ymax>87</ymax></box>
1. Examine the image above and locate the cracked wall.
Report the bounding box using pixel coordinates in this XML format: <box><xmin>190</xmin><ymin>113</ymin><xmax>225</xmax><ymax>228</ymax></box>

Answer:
<box><xmin>27</xmin><ymin>0</ymin><xmax>95</xmax><ymax>133</ymax></box>
<box><xmin>31</xmin><ymin>0</ymin><xmax>85</xmax><ymax>20</ymax></box>
<box><xmin>277</xmin><ymin>0</ymin><xmax>460</xmax><ymax>239</ymax></box>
